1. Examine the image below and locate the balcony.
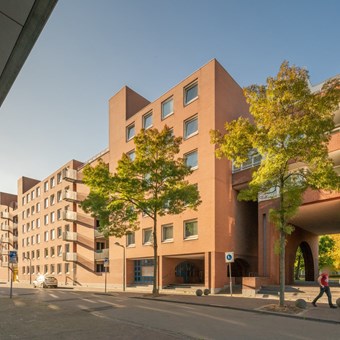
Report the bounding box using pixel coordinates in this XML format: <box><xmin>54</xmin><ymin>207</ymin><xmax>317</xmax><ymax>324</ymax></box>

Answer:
<box><xmin>62</xmin><ymin>190</ymin><xmax>78</xmax><ymax>202</ymax></box>
<box><xmin>62</xmin><ymin>168</ymin><xmax>78</xmax><ymax>182</ymax></box>
<box><xmin>0</xmin><ymin>211</ymin><xmax>11</xmax><ymax>219</ymax></box>
<box><xmin>1</xmin><ymin>224</ymin><xmax>12</xmax><ymax>232</ymax></box>
<box><xmin>0</xmin><ymin>237</ymin><xmax>10</xmax><ymax>244</ymax></box>
<box><xmin>63</xmin><ymin>252</ymin><xmax>77</xmax><ymax>262</ymax></box>
<box><xmin>94</xmin><ymin>229</ymin><xmax>105</xmax><ymax>238</ymax></box>
<box><xmin>62</xmin><ymin>231</ymin><xmax>78</xmax><ymax>242</ymax></box>
<box><xmin>94</xmin><ymin>248</ymin><xmax>109</xmax><ymax>260</ymax></box>
<box><xmin>232</xmin><ymin>152</ymin><xmax>262</xmax><ymax>173</ymax></box>
<box><xmin>62</xmin><ymin>210</ymin><xmax>77</xmax><ymax>222</ymax></box>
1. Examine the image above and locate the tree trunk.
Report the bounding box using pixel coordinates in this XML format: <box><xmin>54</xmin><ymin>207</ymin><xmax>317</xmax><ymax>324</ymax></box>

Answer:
<box><xmin>152</xmin><ymin>215</ymin><xmax>158</xmax><ymax>295</ymax></box>
<box><xmin>279</xmin><ymin>229</ymin><xmax>285</xmax><ymax>306</ymax></box>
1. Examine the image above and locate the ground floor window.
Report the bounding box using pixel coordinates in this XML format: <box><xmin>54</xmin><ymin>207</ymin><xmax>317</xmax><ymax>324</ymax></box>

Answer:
<box><xmin>134</xmin><ymin>259</ymin><xmax>154</xmax><ymax>283</ymax></box>
<box><xmin>96</xmin><ymin>264</ymin><xmax>106</xmax><ymax>273</ymax></box>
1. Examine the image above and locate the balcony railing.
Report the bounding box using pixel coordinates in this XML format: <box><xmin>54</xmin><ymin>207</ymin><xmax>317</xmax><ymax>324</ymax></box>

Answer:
<box><xmin>62</xmin><ymin>190</ymin><xmax>78</xmax><ymax>202</ymax></box>
<box><xmin>62</xmin><ymin>168</ymin><xmax>78</xmax><ymax>182</ymax></box>
<box><xmin>232</xmin><ymin>153</ymin><xmax>262</xmax><ymax>173</ymax></box>
<box><xmin>94</xmin><ymin>248</ymin><xmax>109</xmax><ymax>260</ymax></box>
<box><xmin>62</xmin><ymin>211</ymin><xmax>77</xmax><ymax>222</ymax></box>
<box><xmin>94</xmin><ymin>229</ymin><xmax>104</xmax><ymax>238</ymax></box>
<box><xmin>63</xmin><ymin>252</ymin><xmax>77</xmax><ymax>262</ymax></box>
<box><xmin>0</xmin><ymin>211</ymin><xmax>11</xmax><ymax>219</ymax></box>
<box><xmin>62</xmin><ymin>231</ymin><xmax>78</xmax><ymax>242</ymax></box>
<box><xmin>0</xmin><ymin>237</ymin><xmax>10</xmax><ymax>244</ymax></box>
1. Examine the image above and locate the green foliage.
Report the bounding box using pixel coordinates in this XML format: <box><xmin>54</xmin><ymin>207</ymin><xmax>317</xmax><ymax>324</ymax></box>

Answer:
<box><xmin>211</xmin><ymin>61</ymin><xmax>340</xmax><ymax>305</ymax></box>
<box><xmin>319</xmin><ymin>235</ymin><xmax>336</xmax><ymax>269</ymax></box>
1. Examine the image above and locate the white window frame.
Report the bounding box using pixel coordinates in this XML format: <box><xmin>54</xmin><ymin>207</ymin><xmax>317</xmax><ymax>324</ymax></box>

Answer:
<box><xmin>143</xmin><ymin>111</ymin><xmax>153</xmax><ymax>129</ymax></box>
<box><xmin>161</xmin><ymin>224</ymin><xmax>174</xmax><ymax>243</ymax></box>
<box><xmin>184</xmin><ymin>115</ymin><xmax>198</xmax><ymax>140</ymax></box>
<box><xmin>161</xmin><ymin>97</ymin><xmax>174</xmax><ymax>120</ymax></box>
<box><xmin>184</xmin><ymin>81</ymin><xmax>198</xmax><ymax>106</ymax></box>
<box><xmin>184</xmin><ymin>150</ymin><xmax>198</xmax><ymax>170</ymax></box>
<box><xmin>126</xmin><ymin>123</ymin><xmax>135</xmax><ymax>141</ymax></box>
<box><xmin>184</xmin><ymin>219</ymin><xmax>198</xmax><ymax>240</ymax></box>
<box><xmin>142</xmin><ymin>228</ymin><xmax>153</xmax><ymax>245</ymax></box>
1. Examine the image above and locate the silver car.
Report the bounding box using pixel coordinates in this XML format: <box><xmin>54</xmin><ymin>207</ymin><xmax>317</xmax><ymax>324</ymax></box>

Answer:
<box><xmin>33</xmin><ymin>274</ymin><xmax>58</xmax><ymax>288</ymax></box>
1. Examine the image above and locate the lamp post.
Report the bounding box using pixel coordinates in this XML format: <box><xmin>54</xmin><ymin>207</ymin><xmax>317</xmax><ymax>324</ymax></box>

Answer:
<box><xmin>114</xmin><ymin>242</ymin><xmax>126</xmax><ymax>292</ymax></box>
<box><xmin>24</xmin><ymin>255</ymin><xmax>32</xmax><ymax>284</ymax></box>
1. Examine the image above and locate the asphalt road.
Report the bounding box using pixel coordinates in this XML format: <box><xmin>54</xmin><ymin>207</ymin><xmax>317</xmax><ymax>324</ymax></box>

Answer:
<box><xmin>0</xmin><ymin>287</ymin><xmax>339</xmax><ymax>339</ymax></box>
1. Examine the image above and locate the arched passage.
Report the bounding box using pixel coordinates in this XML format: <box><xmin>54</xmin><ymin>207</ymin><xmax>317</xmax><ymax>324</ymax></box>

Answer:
<box><xmin>295</xmin><ymin>241</ymin><xmax>315</xmax><ymax>282</ymax></box>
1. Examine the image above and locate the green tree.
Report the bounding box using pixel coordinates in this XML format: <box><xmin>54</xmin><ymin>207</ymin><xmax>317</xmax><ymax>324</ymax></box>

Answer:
<box><xmin>294</xmin><ymin>246</ymin><xmax>305</xmax><ymax>281</ymax></box>
<box><xmin>211</xmin><ymin>61</ymin><xmax>340</xmax><ymax>306</ymax></box>
<box><xmin>319</xmin><ymin>235</ymin><xmax>336</xmax><ymax>269</ymax></box>
<box><xmin>81</xmin><ymin>126</ymin><xmax>201</xmax><ymax>295</ymax></box>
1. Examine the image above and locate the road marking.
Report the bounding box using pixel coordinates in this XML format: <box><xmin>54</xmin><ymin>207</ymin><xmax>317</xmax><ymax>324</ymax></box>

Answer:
<box><xmin>81</xmin><ymin>298</ymin><xmax>96</xmax><ymax>304</ymax></box>
<box><xmin>47</xmin><ymin>304</ymin><xmax>60</xmax><ymax>310</ymax></box>
<box><xmin>97</xmin><ymin>299</ymin><xmax>125</xmax><ymax>308</ymax></box>
<box><xmin>49</xmin><ymin>293</ymin><xmax>58</xmax><ymax>299</ymax></box>
<box><xmin>137</xmin><ymin>305</ymin><xmax>187</xmax><ymax>317</ymax></box>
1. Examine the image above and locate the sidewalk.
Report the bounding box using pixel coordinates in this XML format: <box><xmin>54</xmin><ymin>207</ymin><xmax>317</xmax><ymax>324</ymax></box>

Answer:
<box><xmin>3</xmin><ymin>281</ymin><xmax>340</xmax><ymax>324</ymax></box>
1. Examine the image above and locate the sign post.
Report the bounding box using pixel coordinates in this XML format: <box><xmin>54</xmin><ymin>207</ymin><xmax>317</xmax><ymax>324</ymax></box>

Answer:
<box><xmin>104</xmin><ymin>257</ymin><xmax>109</xmax><ymax>293</ymax></box>
<box><xmin>9</xmin><ymin>251</ymin><xmax>17</xmax><ymax>299</ymax></box>
<box><xmin>225</xmin><ymin>252</ymin><xmax>234</xmax><ymax>296</ymax></box>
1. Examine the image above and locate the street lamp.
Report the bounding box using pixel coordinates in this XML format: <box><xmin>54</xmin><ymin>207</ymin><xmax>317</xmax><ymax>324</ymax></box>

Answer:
<box><xmin>114</xmin><ymin>242</ymin><xmax>126</xmax><ymax>292</ymax></box>
<box><xmin>24</xmin><ymin>255</ymin><xmax>32</xmax><ymax>284</ymax></box>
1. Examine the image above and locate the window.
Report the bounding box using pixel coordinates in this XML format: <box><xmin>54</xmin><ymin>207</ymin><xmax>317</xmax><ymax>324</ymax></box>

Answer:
<box><xmin>57</xmin><ymin>264</ymin><xmax>62</xmax><ymax>274</ymax></box>
<box><xmin>31</xmin><ymin>191</ymin><xmax>35</xmax><ymax>200</ymax></box>
<box><xmin>44</xmin><ymin>215</ymin><xmax>49</xmax><ymax>225</ymax></box>
<box><xmin>50</xmin><ymin>194</ymin><xmax>55</xmax><ymax>206</ymax></box>
<box><xmin>51</xmin><ymin>247</ymin><xmax>55</xmax><ymax>257</ymax></box>
<box><xmin>44</xmin><ymin>265</ymin><xmax>48</xmax><ymax>274</ymax></box>
<box><xmin>31</xmin><ymin>250</ymin><xmax>35</xmax><ymax>259</ymax></box>
<box><xmin>126</xmin><ymin>123</ymin><xmax>135</xmax><ymax>141</ymax></box>
<box><xmin>184</xmin><ymin>115</ymin><xmax>198</xmax><ymax>139</ymax></box>
<box><xmin>127</xmin><ymin>150</ymin><xmax>135</xmax><ymax>161</ymax></box>
<box><xmin>96</xmin><ymin>264</ymin><xmax>105</xmax><ymax>273</ymax></box>
<box><xmin>51</xmin><ymin>229</ymin><xmax>55</xmax><ymax>240</ymax></box>
<box><xmin>36</xmin><ymin>187</ymin><xmax>41</xmax><ymax>197</ymax></box>
<box><xmin>162</xmin><ymin>224</ymin><xmax>173</xmax><ymax>242</ymax></box>
<box><xmin>184</xmin><ymin>81</ymin><xmax>198</xmax><ymax>105</ymax></box>
<box><xmin>36</xmin><ymin>218</ymin><xmax>40</xmax><ymax>228</ymax></box>
<box><xmin>65</xmin><ymin>263</ymin><xmax>70</xmax><ymax>274</ymax></box>
<box><xmin>44</xmin><ymin>198</ymin><xmax>49</xmax><ymax>209</ymax></box>
<box><xmin>31</xmin><ymin>205</ymin><xmax>35</xmax><ymax>215</ymax></box>
<box><xmin>65</xmin><ymin>243</ymin><xmax>70</xmax><ymax>253</ymax></box>
<box><xmin>51</xmin><ymin>212</ymin><xmax>55</xmax><ymax>223</ymax></box>
<box><xmin>57</xmin><ymin>209</ymin><xmax>62</xmax><ymax>220</ymax></box>
<box><xmin>31</xmin><ymin>235</ymin><xmax>35</xmax><ymax>245</ymax></box>
<box><xmin>126</xmin><ymin>232</ymin><xmax>135</xmax><ymax>246</ymax></box>
<box><xmin>161</xmin><ymin>97</ymin><xmax>174</xmax><ymax>119</ymax></box>
<box><xmin>27</xmin><ymin>193</ymin><xmax>30</xmax><ymax>203</ymax></box>
<box><xmin>50</xmin><ymin>177</ymin><xmax>55</xmax><ymax>188</ymax></box>
<box><xmin>36</xmin><ymin>265</ymin><xmax>40</xmax><ymax>274</ymax></box>
<box><xmin>44</xmin><ymin>181</ymin><xmax>49</xmax><ymax>192</ymax></box>
<box><xmin>26</xmin><ymin>208</ymin><xmax>30</xmax><ymax>218</ymax></box>
<box><xmin>57</xmin><ymin>245</ymin><xmax>62</xmax><ymax>257</ymax></box>
<box><xmin>44</xmin><ymin>231</ymin><xmax>49</xmax><ymax>242</ymax></box>
<box><xmin>22</xmin><ymin>224</ymin><xmax>25</xmax><ymax>234</ymax></box>
<box><xmin>57</xmin><ymin>227</ymin><xmax>62</xmax><ymax>238</ymax></box>
<box><xmin>50</xmin><ymin>264</ymin><xmax>55</xmax><ymax>274</ymax></box>
<box><xmin>185</xmin><ymin>150</ymin><xmax>198</xmax><ymax>170</ymax></box>
<box><xmin>57</xmin><ymin>172</ymin><xmax>62</xmax><ymax>184</ymax></box>
<box><xmin>57</xmin><ymin>191</ymin><xmax>62</xmax><ymax>202</ymax></box>
<box><xmin>22</xmin><ymin>211</ymin><xmax>25</xmax><ymax>219</ymax></box>
<box><xmin>22</xmin><ymin>197</ymin><xmax>25</xmax><ymax>206</ymax></box>
<box><xmin>184</xmin><ymin>219</ymin><xmax>198</xmax><ymax>239</ymax></box>
<box><xmin>37</xmin><ymin>249</ymin><xmax>40</xmax><ymax>259</ymax></box>
<box><xmin>44</xmin><ymin>248</ymin><xmax>49</xmax><ymax>258</ymax></box>
<box><xmin>31</xmin><ymin>220</ymin><xmax>35</xmax><ymax>229</ymax></box>
<box><xmin>36</xmin><ymin>202</ymin><xmax>40</xmax><ymax>213</ymax></box>
<box><xmin>143</xmin><ymin>111</ymin><xmax>153</xmax><ymax>129</ymax></box>
<box><xmin>143</xmin><ymin>228</ymin><xmax>152</xmax><ymax>245</ymax></box>
<box><xmin>36</xmin><ymin>234</ymin><xmax>40</xmax><ymax>244</ymax></box>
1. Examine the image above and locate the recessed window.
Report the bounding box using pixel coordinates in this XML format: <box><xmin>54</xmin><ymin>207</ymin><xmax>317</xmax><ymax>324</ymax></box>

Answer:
<box><xmin>44</xmin><ymin>181</ymin><xmax>49</xmax><ymax>192</ymax></box>
<box><xmin>44</xmin><ymin>214</ymin><xmax>49</xmax><ymax>225</ymax></box>
<box><xmin>57</xmin><ymin>227</ymin><xmax>62</xmax><ymax>238</ymax></box>
<box><xmin>184</xmin><ymin>82</ymin><xmax>198</xmax><ymax>105</ymax></box>
<box><xmin>50</xmin><ymin>177</ymin><xmax>55</xmax><ymax>188</ymax></box>
<box><xmin>184</xmin><ymin>219</ymin><xmax>198</xmax><ymax>239</ymax></box>
<box><xmin>36</xmin><ymin>202</ymin><xmax>40</xmax><ymax>212</ymax></box>
<box><xmin>126</xmin><ymin>232</ymin><xmax>135</xmax><ymax>246</ymax></box>
<box><xmin>31</xmin><ymin>191</ymin><xmax>35</xmax><ymax>200</ymax></box>
<box><xmin>143</xmin><ymin>111</ymin><xmax>153</xmax><ymax>129</ymax></box>
<box><xmin>184</xmin><ymin>115</ymin><xmax>198</xmax><ymax>139</ymax></box>
<box><xmin>57</xmin><ymin>191</ymin><xmax>62</xmax><ymax>202</ymax></box>
<box><xmin>127</xmin><ymin>150</ymin><xmax>135</xmax><ymax>161</ymax></box>
<box><xmin>44</xmin><ymin>198</ymin><xmax>49</xmax><ymax>209</ymax></box>
<box><xmin>50</xmin><ymin>212</ymin><xmax>55</xmax><ymax>223</ymax></box>
<box><xmin>44</xmin><ymin>231</ymin><xmax>49</xmax><ymax>242</ymax></box>
<box><xmin>50</xmin><ymin>194</ymin><xmax>55</xmax><ymax>206</ymax></box>
<box><xmin>143</xmin><ymin>228</ymin><xmax>152</xmax><ymax>245</ymax></box>
<box><xmin>57</xmin><ymin>172</ymin><xmax>62</xmax><ymax>184</ymax></box>
<box><xmin>161</xmin><ymin>97</ymin><xmax>174</xmax><ymax>119</ymax></box>
<box><xmin>126</xmin><ymin>123</ymin><xmax>135</xmax><ymax>141</ymax></box>
<box><xmin>36</xmin><ymin>187</ymin><xmax>41</xmax><ymax>197</ymax></box>
<box><xmin>185</xmin><ymin>150</ymin><xmax>198</xmax><ymax>170</ymax></box>
<box><xmin>162</xmin><ymin>224</ymin><xmax>173</xmax><ymax>242</ymax></box>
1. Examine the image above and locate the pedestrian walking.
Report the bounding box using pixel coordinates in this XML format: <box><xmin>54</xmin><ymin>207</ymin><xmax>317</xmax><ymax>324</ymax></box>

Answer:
<box><xmin>312</xmin><ymin>269</ymin><xmax>337</xmax><ymax>308</ymax></box>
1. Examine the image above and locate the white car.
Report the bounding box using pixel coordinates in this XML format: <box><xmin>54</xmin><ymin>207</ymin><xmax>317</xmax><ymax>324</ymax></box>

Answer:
<box><xmin>33</xmin><ymin>274</ymin><xmax>58</xmax><ymax>288</ymax></box>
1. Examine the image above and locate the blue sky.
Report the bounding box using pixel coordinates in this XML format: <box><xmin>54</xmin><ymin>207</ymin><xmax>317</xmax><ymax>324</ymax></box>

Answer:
<box><xmin>0</xmin><ymin>0</ymin><xmax>339</xmax><ymax>194</ymax></box>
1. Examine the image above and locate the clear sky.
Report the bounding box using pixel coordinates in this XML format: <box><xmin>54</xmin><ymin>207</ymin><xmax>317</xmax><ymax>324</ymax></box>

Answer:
<box><xmin>0</xmin><ymin>0</ymin><xmax>339</xmax><ymax>194</ymax></box>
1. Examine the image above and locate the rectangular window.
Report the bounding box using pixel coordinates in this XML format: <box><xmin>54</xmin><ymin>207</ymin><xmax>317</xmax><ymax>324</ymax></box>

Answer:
<box><xmin>50</xmin><ymin>194</ymin><xmax>55</xmax><ymax>206</ymax></box>
<box><xmin>184</xmin><ymin>219</ymin><xmax>198</xmax><ymax>239</ymax></box>
<box><xmin>184</xmin><ymin>81</ymin><xmax>198</xmax><ymax>105</ymax></box>
<box><xmin>36</xmin><ymin>265</ymin><xmax>40</xmax><ymax>274</ymax></box>
<box><xmin>37</xmin><ymin>249</ymin><xmax>40</xmax><ymax>259</ymax></box>
<box><xmin>65</xmin><ymin>263</ymin><xmax>70</xmax><ymax>274</ymax></box>
<box><xmin>184</xmin><ymin>115</ymin><xmax>198</xmax><ymax>139</ymax></box>
<box><xmin>36</xmin><ymin>202</ymin><xmax>40</xmax><ymax>212</ymax></box>
<box><xmin>44</xmin><ymin>215</ymin><xmax>49</xmax><ymax>225</ymax></box>
<box><xmin>57</xmin><ymin>209</ymin><xmax>62</xmax><ymax>220</ymax></box>
<box><xmin>127</xmin><ymin>150</ymin><xmax>135</xmax><ymax>161</ymax></box>
<box><xmin>50</xmin><ymin>212</ymin><xmax>55</xmax><ymax>223</ymax></box>
<box><xmin>51</xmin><ymin>229</ymin><xmax>55</xmax><ymax>240</ymax></box>
<box><xmin>96</xmin><ymin>264</ymin><xmax>105</xmax><ymax>273</ymax></box>
<box><xmin>31</xmin><ymin>205</ymin><xmax>35</xmax><ymax>215</ymax></box>
<box><xmin>50</xmin><ymin>177</ymin><xmax>55</xmax><ymax>188</ymax></box>
<box><xmin>57</xmin><ymin>245</ymin><xmax>62</xmax><ymax>256</ymax></box>
<box><xmin>126</xmin><ymin>232</ymin><xmax>135</xmax><ymax>246</ymax></box>
<box><xmin>143</xmin><ymin>111</ymin><xmax>153</xmax><ymax>129</ymax></box>
<box><xmin>57</xmin><ymin>172</ymin><xmax>62</xmax><ymax>184</ymax></box>
<box><xmin>31</xmin><ymin>235</ymin><xmax>35</xmax><ymax>245</ymax></box>
<box><xmin>185</xmin><ymin>150</ymin><xmax>198</xmax><ymax>170</ymax></box>
<box><xmin>126</xmin><ymin>123</ymin><xmax>135</xmax><ymax>141</ymax></box>
<box><xmin>31</xmin><ymin>191</ymin><xmax>35</xmax><ymax>200</ymax></box>
<box><xmin>57</xmin><ymin>264</ymin><xmax>62</xmax><ymax>274</ymax></box>
<box><xmin>51</xmin><ymin>247</ymin><xmax>55</xmax><ymax>257</ymax></box>
<box><xmin>50</xmin><ymin>264</ymin><xmax>55</xmax><ymax>274</ymax></box>
<box><xmin>143</xmin><ymin>228</ymin><xmax>152</xmax><ymax>245</ymax></box>
<box><xmin>162</xmin><ymin>224</ymin><xmax>173</xmax><ymax>242</ymax></box>
<box><xmin>36</xmin><ymin>234</ymin><xmax>40</xmax><ymax>244</ymax></box>
<box><xmin>161</xmin><ymin>97</ymin><xmax>174</xmax><ymax>119</ymax></box>
<box><xmin>36</xmin><ymin>187</ymin><xmax>41</xmax><ymax>197</ymax></box>
<box><xmin>36</xmin><ymin>218</ymin><xmax>40</xmax><ymax>228</ymax></box>
<box><xmin>44</xmin><ymin>181</ymin><xmax>49</xmax><ymax>192</ymax></box>
<box><xmin>27</xmin><ymin>193</ymin><xmax>30</xmax><ymax>203</ymax></box>
<box><xmin>44</xmin><ymin>231</ymin><xmax>49</xmax><ymax>242</ymax></box>
<box><xmin>22</xmin><ymin>197</ymin><xmax>25</xmax><ymax>206</ymax></box>
<box><xmin>57</xmin><ymin>191</ymin><xmax>62</xmax><ymax>202</ymax></box>
<box><xmin>57</xmin><ymin>227</ymin><xmax>62</xmax><ymax>238</ymax></box>
<box><xmin>44</xmin><ymin>248</ymin><xmax>49</xmax><ymax>258</ymax></box>
<box><xmin>31</xmin><ymin>220</ymin><xmax>35</xmax><ymax>230</ymax></box>
<box><xmin>44</xmin><ymin>198</ymin><xmax>49</xmax><ymax>209</ymax></box>
<box><xmin>44</xmin><ymin>265</ymin><xmax>48</xmax><ymax>274</ymax></box>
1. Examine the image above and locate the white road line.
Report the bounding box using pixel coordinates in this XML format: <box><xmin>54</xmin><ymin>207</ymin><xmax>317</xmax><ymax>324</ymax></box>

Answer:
<box><xmin>137</xmin><ymin>305</ymin><xmax>188</xmax><ymax>317</ymax></box>
<box><xmin>81</xmin><ymin>298</ymin><xmax>96</xmax><ymax>304</ymax></box>
<box><xmin>49</xmin><ymin>293</ymin><xmax>58</xmax><ymax>299</ymax></box>
<box><xmin>97</xmin><ymin>299</ymin><xmax>125</xmax><ymax>308</ymax></box>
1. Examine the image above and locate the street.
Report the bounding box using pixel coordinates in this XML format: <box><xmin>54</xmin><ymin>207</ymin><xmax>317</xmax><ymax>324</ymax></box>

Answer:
<box><xmin>0</xmin><ymin>287</ymin><xmax>339</xmax><ymax>339</ymax></box>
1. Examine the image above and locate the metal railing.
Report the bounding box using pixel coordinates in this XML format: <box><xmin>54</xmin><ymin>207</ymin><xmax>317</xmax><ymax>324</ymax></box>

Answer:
<box><xmin>94</xmin><ymin>248</ymin><xmax>109</xmax><ymax>260</ymax></box>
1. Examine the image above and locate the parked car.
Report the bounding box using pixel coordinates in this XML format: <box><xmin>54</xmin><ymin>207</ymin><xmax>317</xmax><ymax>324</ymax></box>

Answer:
<box><xmin>33</xmin><ymin>274</ymin><xmax>58</xmax><ymax>288</ymax></box>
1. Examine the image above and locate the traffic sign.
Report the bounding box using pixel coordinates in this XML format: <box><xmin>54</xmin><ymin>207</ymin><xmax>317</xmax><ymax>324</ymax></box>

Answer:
<box><xmin>225</xmin><ymin>252</ymin><xmax>234</xmax><ymax>263</ymax></box>
<box><xmin>9</xmin><ymin>250</ymin><xmax>17</xmax><ymax>264</ymax></box>
<box><xmin>104</xmin><ymin>257</ymin><xmax>109</xmax><ymax>268</ymax></box>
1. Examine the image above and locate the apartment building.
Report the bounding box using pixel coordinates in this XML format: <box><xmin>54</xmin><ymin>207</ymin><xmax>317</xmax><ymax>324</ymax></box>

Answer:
<box><xmin>1</xmin><ymin>59</ymin><xmax>339</xmax><ymax>293</ymax></box>
<box><xmin>0</xmin><ymin>192</ymin><xmax>18</xmax><ymax>281</ymax></box>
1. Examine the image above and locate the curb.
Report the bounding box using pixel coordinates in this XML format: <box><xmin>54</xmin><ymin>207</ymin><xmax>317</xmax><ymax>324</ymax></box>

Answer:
<box><xmin>132</xmin><ymin>296</ymin><xmax>340</xmax><ymax>325</ymax></box>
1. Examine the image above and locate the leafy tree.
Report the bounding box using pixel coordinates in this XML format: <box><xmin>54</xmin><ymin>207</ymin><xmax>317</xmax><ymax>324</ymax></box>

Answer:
<box><xmin>294</xmin><ymin>246</ymin><xmax>305</xmax><ymax>281</ymax></box>
<box><xmin>211</xmin><ymin>61</ymin><xmax>340</xmax><ymax>306</ymax></box>
<box><xmin>81</xmin><ymin>126</ymin><xmax>201</xmax><ymax>295</ymax></box>
<box><xmin>319</xmin><ymin>235</ymin><xmax>336</xmax><ymax>269</ymax></box>
<box><xmin>330</xmin><ymin>234</ymin><xmax>340</xmax><ymax>272</ymax></box>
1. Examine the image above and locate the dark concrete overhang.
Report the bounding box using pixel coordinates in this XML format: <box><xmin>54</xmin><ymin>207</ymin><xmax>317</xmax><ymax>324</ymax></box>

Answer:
<box><xmin>0</xmin><ymin>0</ymin><xmax>58</xmax><ymax>108</ymax></box>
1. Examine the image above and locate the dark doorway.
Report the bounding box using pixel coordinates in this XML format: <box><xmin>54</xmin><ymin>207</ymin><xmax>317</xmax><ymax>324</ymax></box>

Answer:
<box><xmin>229</xmin><ymin>258</ymin><xmax>250</xmax><ymax>284</ymax></box>
<box><xmin>294</xmin><ymin>241</ymin><xmax>315</xmax><ymax>281</ymax></box>
<box><xmin>175</xmin><ymin>261</ymin><xmax>203</xmax><ymax>284</ymax></box>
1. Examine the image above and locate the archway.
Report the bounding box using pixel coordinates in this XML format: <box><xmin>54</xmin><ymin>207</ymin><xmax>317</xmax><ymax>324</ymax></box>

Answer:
<box><xmin>294</xmin><ymin>241</ymin><xmax>315</xmax><ymax>282</ymax></box>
